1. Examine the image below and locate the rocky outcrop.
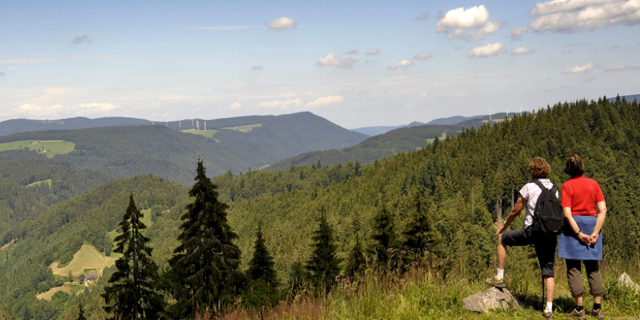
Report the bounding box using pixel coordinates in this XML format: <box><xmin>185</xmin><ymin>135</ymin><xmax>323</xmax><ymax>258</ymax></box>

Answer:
<box><xmin>463</xmin><ymin>287</ymin><xmax>521</xmax><ymax>313</ymax></box>
<box><xmin>618</xmin><ymin>273</ymin><xmax>640</xmax><ymax>292</ymax></box>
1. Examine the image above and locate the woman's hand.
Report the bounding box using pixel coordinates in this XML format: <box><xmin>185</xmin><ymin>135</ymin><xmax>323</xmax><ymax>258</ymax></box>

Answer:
<box><xmin>578</xmin><ymin>232</ymin><xmax>591</xmax><ymax>244</ymax></box>
<box><xmin>496</xmin><ymin>224</ymin><xmax>506</xmax><ymax>235</ymax></box>
<box><xmin>589</xmin><ymin>232</ymin><xmax>599</xmax><ymax>245</ymax></box>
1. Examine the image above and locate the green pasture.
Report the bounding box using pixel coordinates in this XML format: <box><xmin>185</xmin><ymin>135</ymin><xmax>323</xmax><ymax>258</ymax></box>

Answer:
<box><xmin>181</xmin><ymin>129</ymin><xmax>218</xmax><ymax>139</ymax></box>
<box><xmin>426</xmin><ymin>131</ymin><xmax>447</xmax><ymax>144</ymax></box>
<box><xmin>49</xmin><ymin>244</ymin><xmax>117</xmax><ymax>278</ymax></box>
<box><xmin>0</xmin><ymin>140</ymin><xmax>75</xmax><ymax>158</ymax></box>
<box><xmin>26</xmin><ymin>179</ymin><xmax>52</xmax><ymax>189</ymax></box>
<box><xmin>222</xmin><ymin>123</ymin><xmax>262</xmax><ymax>132</ymax></box>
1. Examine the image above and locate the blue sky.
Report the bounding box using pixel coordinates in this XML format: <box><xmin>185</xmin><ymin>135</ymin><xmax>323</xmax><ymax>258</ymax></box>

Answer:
<box><xmin>1</xmin><ymin>0</ymin><xmax>639</xmax><ymax>128</ymax></box>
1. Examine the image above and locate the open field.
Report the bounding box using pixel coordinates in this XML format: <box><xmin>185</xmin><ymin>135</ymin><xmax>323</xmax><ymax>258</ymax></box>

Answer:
<box><xmin>426</xmin><ymin>131</ymin><xmax>447</xmax><ymax>144</ymax></box>
<box><xmin>49</xmin><ymin>244</ymin><xmax>117</xmax><ymax>278</ymax></box>
<box><xmin>181</xmin><ymin>129</ymin><xmax>218</xmax><ymax>139</ymax></box>
<box><xmin>222</xmin><ymin>123</ymin><xmax>262</xmax><ymax>132</ymax></box>
<box><xmin>36</xmin><ymin>285</ymin><xmax>72</xmax><ymax>300</ymax></box>
<box><xmin>26</xmin><ymin>179</ymin><xmax>52</xmax><ymax>188</ymax></box>
<box><xmin>0</xmin><ymin>140</ymin><xmax>75</xmax><ymax>158</ymax></box>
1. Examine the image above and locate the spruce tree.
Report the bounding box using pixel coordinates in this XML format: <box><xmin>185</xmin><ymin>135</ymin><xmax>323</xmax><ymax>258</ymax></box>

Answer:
<box><xmin>305</xmin><ymin>213</ymin><xmax>341</xmax><ymax>293</ymax></box>
<box><xmin>402</xmin><ymin>190</ymin><xmax>436</xmax><ymax>265</ymax></box>
<box><xmin>371</xmin><ymin>202</ymin><xmax>395</xmax><ymax>267</ymax></box>
<box><xmin>247</xmin><ymin>226</ymin><xmax>278</xmax><ymax>286</ymax></box>
<box><xmin>102</xmin><ymin>195</ymin><xmax>163</xmax><ymax>320</ymax></box>
<box><xmin>169</xmin><ymin>160</ymin><xmax>243</xmax><ymax>315</ymax></box>
<box><xmin>344</xmin><ymin>236</ymin><xmax>366</xmax><ymax>277</ymax></box>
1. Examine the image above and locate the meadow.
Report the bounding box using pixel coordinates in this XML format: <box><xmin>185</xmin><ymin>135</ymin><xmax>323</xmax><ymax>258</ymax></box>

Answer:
<box><xmin>0</xmin><ymin>140</ymin><xmax>75</xmax><ymax>158</ymax></box>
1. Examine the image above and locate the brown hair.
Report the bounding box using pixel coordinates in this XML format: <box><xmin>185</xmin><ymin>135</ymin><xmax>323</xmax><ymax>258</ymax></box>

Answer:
<box><xmin>564</xmin><ymin>154</ymin><xmax>585</xmax><ymax>177</ymax></box>
<box><xmin>529</xmin><ymin>157</ymin><xmax>551</xmax><ymax>179</ymax></box>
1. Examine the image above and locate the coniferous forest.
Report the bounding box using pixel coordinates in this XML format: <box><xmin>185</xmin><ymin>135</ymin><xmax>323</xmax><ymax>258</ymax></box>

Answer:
<box><xmin>0</xmin><ymin>96</ymin><xmax>639</xmax><ymax>319</ymax></box>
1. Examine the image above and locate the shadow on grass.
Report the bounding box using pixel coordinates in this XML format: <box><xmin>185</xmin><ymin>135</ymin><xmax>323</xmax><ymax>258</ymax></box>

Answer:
<box><xmin>513</xmin><ymin>290</ymin><xmax>577</xmax><ymax>313</ymax></box>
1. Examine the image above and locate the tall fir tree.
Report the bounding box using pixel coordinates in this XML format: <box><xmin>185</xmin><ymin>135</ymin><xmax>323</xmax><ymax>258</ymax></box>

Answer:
<box><xmin>102</xmin><ymin>195</ymin><xmax>163</xmax><ymax>320</ymax></box>
<box><xmin>169</xmin><ymin>160</ymin><xmax>243</xmax><ymax>316</ymax></box>
<box><xmin>371</xmin><ymin>201</ymin><xmax>396</xmax><ymax>267</ymax></box>
<box><xmin>247</xmin><ymin>225</ymin><xmax>278</xmax><ymax>286</ymax></box>
<box><xmin>402</xmin><ymin>190</ymin><xmax>436</xmax><ymax>260</ymax></box>
<box><xmin>344</xmin><ymin>236</ymin><xmax>366</xmax><ymax>277</ymax></box>
<box><xmin>305</xmin><ymin>213</ymin><xmax>341</xmax><ymax>293</ymax></box>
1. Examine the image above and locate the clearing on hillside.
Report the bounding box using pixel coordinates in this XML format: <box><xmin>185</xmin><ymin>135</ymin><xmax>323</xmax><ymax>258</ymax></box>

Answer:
<box><xmin>426</xmin><ymin>131</ymin><xmax>447</xmax><ymax>144</ymax></box>
<box><xmin>36</xmin><ymin>285</ymin><xmax>72</xmax><ymax>300</ymax></box>
<box><xmin>49</xmin><ymin>244</ymin><xmax>117</xmax><ymax>278</ymax></box>
<box><xmin>222</xmin><ymin>123</ymin><xmax>262</xmax><ymax>132</ymax></box>
<box><xmin>26</xmin><ymin>179</ymin><xmax>52</xmax><ymax>189</ymax></box>
<box><xmin>181</xmin><ymin>129</ymin><xmax>218</xmax><ymax>139</ymax></box>
<box><xmin>0</xmin><ymin>140</ymin><xmax>75</xmax><ymax>158</ymax></box>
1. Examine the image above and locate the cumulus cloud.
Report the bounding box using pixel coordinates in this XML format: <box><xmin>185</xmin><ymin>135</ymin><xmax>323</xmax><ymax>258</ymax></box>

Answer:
<box><xmin>72</xmin><ymin>35</ymin><xmax>93</xmax><ymax>45</ymax></box>
<box><xmin>511</xmin><ymin>26</ymin><xmax>529</xmax><ymax>40</ymax></box>
<box><xmin>563</xmin><ymin>62</ymin><xmax>597</xmax><ymax>73</ymax></box>
<box><xmin>512</xmin><ymin>46</ymin><xmax>535</xmax><ymax>55</ymax></box>
<box><xmin>413</xmin><ymin>53</ymin><xmax>434</xmax><ymax>60</ymax></box>
<box><xmin>605</xmin><ymin>65</ymin><xmax>640</xmax><ymax>72</ymax></box>
<box><xmin>267</xmin><ymin>17</ymin><xmax>298</xmax><ymax>30</ymax></box>
<box><xmin>258</xmin><ymin>98</ymin><xmax>302</xmax><ymax>109</ymax></box>
<box><xmin>468</xmin><ymin>43</ymin><xmax>508</xmax><ymax>57</ymax></box>
<box><xmin>387</xmin><ymin>59</ymin><xmax>414</xmax><ymax>70</ymax></box>
<box><xmin>229</xmin><ymin>102</ymin><xmax>242</xmax><ymax>109</ymax></box>
<box><xmin>307</xmin><ymin>95</ymin><xmax>343</xmax><ymax>107</ymax></box>
<box><xmin>251</xmin><ymin>65</ymin><xmax>264</xmax><ymax>70</ymax></box>
<box><xmin>415</xmin><ymin>12</ymin><xmax>430</xmax><ymax>20</ymax></box>
<box><xmin>317</xmin><ymin>53</ymin><xmax>356</xmax><ymax>68</ymax></box>
<box><xmin>529</xmin><ymin>0</ymin><xmax>640</xmax><ymax>32</ymax></box>
<box><xmin>437</xmin><ymin>5</ymin><xmax>503</xmax><ymax>41</ymax></box>
<box><xmin>365</xmin><ymin>48</ymin><xmax>381</xmax><ymax>55</ymax></box>
<box><xmin>190</xmin><ymin>26</ymin><xmax>253</xmax><ymax>30</ymax></box>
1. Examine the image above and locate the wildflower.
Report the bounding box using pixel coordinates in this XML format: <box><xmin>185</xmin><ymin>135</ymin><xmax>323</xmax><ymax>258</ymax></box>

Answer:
<box><xmin>401</xmin><ymin>250</ymin><xmax>406</xmax><ymax>254</ymax></box>
<box><xmin>387</xmin><ymin>248</ymin><xmax>393</xmax><ymax>253</ymax></box>
<box><xmin>335</xmin><ymin>275</ymin><xmax>340</xmax><ymax>282</ymax></box>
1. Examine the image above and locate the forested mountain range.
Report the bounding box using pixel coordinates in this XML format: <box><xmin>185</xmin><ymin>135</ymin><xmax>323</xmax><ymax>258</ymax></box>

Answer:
<box><xmin>350</xmin><ymin>115</ymin><xmax>479</xmax><ymax>136</ymax></box>
<box><xmin>1</xmin><ymin>95</ymin><xmax>639</xmax><ymax>319</ymax></box>
<box><xmin>0</xmin><ymin>117</ymin><xmax>151</xmax><ymax>136</ymax></box>
<box><xmin>0</xmin><ymin>112</ymin><xmax>367</xmax><ymax>185</ymax></box>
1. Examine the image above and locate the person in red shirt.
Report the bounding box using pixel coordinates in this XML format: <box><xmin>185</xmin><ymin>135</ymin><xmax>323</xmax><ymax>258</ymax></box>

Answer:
<box><xmin>559</xmin><ymin>154</ymin><xmax>607</xmax><ymax>319</ymax></box>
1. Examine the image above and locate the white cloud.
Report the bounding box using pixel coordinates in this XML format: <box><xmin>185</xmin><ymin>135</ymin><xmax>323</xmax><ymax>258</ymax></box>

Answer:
<box><xmin>307</xmin><ymin>95</ymin><xmax>344</xmax><ymax>107</ymax></box>
<box><xmin>605</xmin><ymin>65</ymin><xmax>640</xmax><ymax>72</ymax></box>
<box><xmin>14</xmin><ymin>102</ymin><xmax>120</xmax><ymax>117</ymax></box>
<box><xmin>387</xmin><ymin>59</ymin><xmax>414</xmax><ymax>70</ymax></box>
<box><xmin>365</xmin><ymin>48</ymin><xmax>381</xmax><ymax>55</ymax></box>
<box><xmin>345</xmin><ymin>50</ymin><xmax>359</xmax><ymax>55</ymax></box>
<box><xmin>229</xmin><ymin>102</ymin><xmax>242</xmax><ymax>109</ymax></box>
<box><xmin>258</xmin><ymin>98</ymin><xmax>302</xmax><ymax>109</ymax></box>
<box><xmin>468</xmin><ymin>43</ymin><xmax>508</xmax><ymax>57</ymax></box>
<box><xmin>437</xmin><ymin>5</ymin><xmax>503</xmax><ymax>42</ymax></box>
<box><xmin>0</xmin><ymin>58</ymin><xmax>63</xmax><ymax>64</ymax></box>
<box><xmin>251</xmin><ymin>65</ymin><xmax>264</xmax><ymax>70</ymax></box>
<box><xmin>413</xmin><ymin>53</ymin><xmax>434</xmax><ymax>60</ymax></box>
<box><xmin>529</xmin><ymin>0</ymin><xmax>640</xmax><ymax>32</ymax></box>
<box><xmin>563</xmin><ymin>62</ymin><xmax>597</xmax><ymax>73</ymax></box>
<box><xmin>317</xmin><ymin>53</ymin><xmax>356</xmax><ymax>68</ymax></box>
<box><xmin>0</xmin><ymin>72</ymin><xmax>4</xmax><ymax>76</ymax></box>
<box><xmin>267</xmin><ymin>17</ymin><xmax>298</xmax><ymax>30</ymax></box>
<box><xmin>512</xmin><ymin>46</ymin><xmax>535</xmax><ymax>55</ymax></box>
<box><xmin>8</xmin><ymin>66</ymin><xmax>18</xmax><ymax>71</ymax></box>
<box><xmin>511</xmin><ymin>26</ymin><xmax>529</xmax><ymax>40</ymax></box>
<box><xmin>72</xmin><ymin>35</ymin><xmax>93</xmax><ymax>45</ymax></box>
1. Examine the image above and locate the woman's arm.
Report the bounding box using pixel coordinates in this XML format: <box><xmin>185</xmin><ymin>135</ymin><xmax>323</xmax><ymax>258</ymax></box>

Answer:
<box><xmin>496</xmin><ymin>197</ymin><xmax>525</xmax><ymax>235</ymax></box>
<box><xmin>589</xmin><ymin>201</ymin><xmax>607</xmax><ymax>245</ymax></box>
<box><xmin>564</xmin><ymin>207</ymin><xmax>591</xmax><ymax>244</ymax></box>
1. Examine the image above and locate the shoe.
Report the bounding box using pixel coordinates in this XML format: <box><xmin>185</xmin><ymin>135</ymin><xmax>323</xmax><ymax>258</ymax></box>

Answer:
<box><xmin>484</xmin><ymin>275</ymin><xmax>506</xmax><ymax>288</ymax></box>
<box><xmin>542</xmin><ymin>310</ymin><xmax>554</xmax><ymax>319</ymax></box>
<box><xmin>589</xmin><ymin>309</ymin><xmax>604</xmax><ymax>319</ymax></box>
<box><xmin>566</xmin><ymin>308</ymin><xmax>586</xmax><ymax>320</ymax></box>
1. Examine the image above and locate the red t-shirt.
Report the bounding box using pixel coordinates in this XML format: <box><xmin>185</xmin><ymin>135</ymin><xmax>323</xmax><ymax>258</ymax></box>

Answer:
<box><xmin>561</xmin><ymin>175</ymin><xmax>605</xmax><ymax>216</ymax></box>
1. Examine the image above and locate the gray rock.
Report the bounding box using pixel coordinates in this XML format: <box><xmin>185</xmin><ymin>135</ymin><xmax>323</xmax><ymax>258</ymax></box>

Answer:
<box><xmin>463</xmin><ymin>287</ymin><xmax>521</xmax><ymax>313</ymax></box>
<box><xmin>618</xmin><ymin>273</ymin><xmax>640</xmax><ymax>292</ymax></box>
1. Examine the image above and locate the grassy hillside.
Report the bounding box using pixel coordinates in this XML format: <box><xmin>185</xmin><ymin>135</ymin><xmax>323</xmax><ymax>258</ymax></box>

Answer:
<box><xmin>0</xmin><ymin>140</ymin><xmax>75</xmax><ymax>158</ymax></box>
<box><xmin>0</xmin><ymin>117</ymin><xmax>151</xmax><ymax>136</ymax></box>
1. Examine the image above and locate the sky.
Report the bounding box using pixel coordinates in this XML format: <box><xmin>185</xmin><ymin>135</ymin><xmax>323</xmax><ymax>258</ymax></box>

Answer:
<box><xmin>1</xmin><ymin>0</ymin><xmax>639</xmax><ymax>129</ymax></box>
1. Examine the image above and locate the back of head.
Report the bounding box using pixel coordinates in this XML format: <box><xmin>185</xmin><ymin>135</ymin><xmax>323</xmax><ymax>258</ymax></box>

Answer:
<box><xmin>564</xmin><ymin>154</ymin><xmax>585</xmax><ymax>177</ymax></box>
<box><xmin>529</xmin><ymin>157</ymin><xmax>551</xmax><ymax>179</ymax></box>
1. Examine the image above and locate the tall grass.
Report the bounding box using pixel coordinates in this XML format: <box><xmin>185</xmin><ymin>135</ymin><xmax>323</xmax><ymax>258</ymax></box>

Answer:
<box><xmin>215</xmin><ymin>263</ymin><xmax>640</xmax><ymax>320</ymax></box>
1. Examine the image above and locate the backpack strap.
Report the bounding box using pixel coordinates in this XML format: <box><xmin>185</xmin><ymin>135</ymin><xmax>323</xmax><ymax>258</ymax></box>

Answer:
<box><xmin>532</xmin><ymin>179</ymin><xmax>558</xmax><ymax>196</ymax></box>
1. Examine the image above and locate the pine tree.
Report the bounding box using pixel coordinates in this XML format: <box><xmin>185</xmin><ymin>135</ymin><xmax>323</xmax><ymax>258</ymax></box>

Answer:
<box><xmin>402</xmin><ymin>190</ymin><xmax>436</xmax><ymax>265</ymax></box>
<box><xmin>169</xmin><ymin>160</ymin><xmax>243</xmax><ymax>315</ymax></box>
<box><xmin>344</xmin><ymin>236</ymin><xmax>366</xmax><ymax>277</ymax></box>
<box><xmin>305</xmin><ymin>213</ymin><xmax>341</xmax><ymax>293</ymax></box>
<box><xmin>247</xmin><ymin>226</ymin><xmax>278</xmax><ymax>286</ymax></box>
<box><xmin>371</xmin><ymin>202</ymin><xmax>395</xmax><ymax>267</ymax></box>
<box><xmin>102</xmin><ymin>195</ymin><xmax>163</xmax><ymax>319</ymax></box>
<box><xmin>76</xmin><ymin>305</ymin><xmax>87</xmax><ymax>320</ymax></box>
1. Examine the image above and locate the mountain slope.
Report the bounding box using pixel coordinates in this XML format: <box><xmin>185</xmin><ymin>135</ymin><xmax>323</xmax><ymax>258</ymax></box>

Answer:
<box><xmin>0</xmin><ymin>117</ymin><xmax>151</xmax><ymax>136</ymax></box>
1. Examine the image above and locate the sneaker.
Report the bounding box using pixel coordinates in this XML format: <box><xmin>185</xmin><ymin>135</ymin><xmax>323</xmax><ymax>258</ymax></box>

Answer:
<box><xmin>542</xmin><ymin>310</ymin><xmax>554</xmax><ymax>320</ymax></box>
<box><xmin>484</xmin><ymin>275</ymin><xmax>506</xmax><ymax>288</ymax></box>
<box><xmin>589</xmin><ymin>309</ymin><xmax>604</xmax><ymax>319</ymax></box>
<box><xmin>566</xmin><ymin>308</ymin><xmax>586</xmax><ymax>320</ymax></box>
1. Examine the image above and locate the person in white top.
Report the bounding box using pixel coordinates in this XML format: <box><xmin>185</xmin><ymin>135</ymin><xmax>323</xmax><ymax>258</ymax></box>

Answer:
<box><xmin>484</xmin><ymin>157</ymin><xmax>559</xmax><ymax>320</ymax></box>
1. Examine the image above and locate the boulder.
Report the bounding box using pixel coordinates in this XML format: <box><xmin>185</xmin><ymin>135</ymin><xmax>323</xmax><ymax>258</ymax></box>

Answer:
<box><xmin>618</xmin><ymin>273</ymin><xmax>640</xmax><ymax>292</ymax></box>
<box><xmin>463</xmin><ymin>287</ymin><xmax>521</xmax><ymax>313</ymax></box>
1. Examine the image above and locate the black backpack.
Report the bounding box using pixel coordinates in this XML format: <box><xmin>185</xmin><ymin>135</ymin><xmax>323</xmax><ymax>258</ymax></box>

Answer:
<box><xmin>531</xmin><ymin>180</ymin><xmax>564</xmax><ymax>235</ymax></box>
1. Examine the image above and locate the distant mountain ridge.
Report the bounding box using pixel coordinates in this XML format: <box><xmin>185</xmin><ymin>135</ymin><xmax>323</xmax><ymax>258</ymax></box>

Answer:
<box><xmin>351</xmin><ymin>115</ymin><xmax>480</xmax><ymax>136</ymax></box>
